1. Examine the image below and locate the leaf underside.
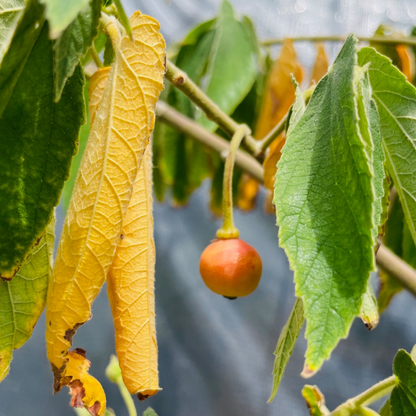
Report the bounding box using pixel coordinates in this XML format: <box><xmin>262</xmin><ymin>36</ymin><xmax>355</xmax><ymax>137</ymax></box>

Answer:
<box><xmin>40</xmin><ymin>0</ymin><xmax>89</xmax><ymax>38</ymax></box>
<box><xmin>53</xmin><ymin>0</ymin><xmax>101</xmax><ymax>100</ymax></box>
<box><xmin>0</xmin><ymin>217</ymin><xmax>54</xmax><ymax>382</ymax></box>
<box><xmin>269</xmin><ymin>297</ymin><xmax>305</xmax><ymax>402</ymax></box>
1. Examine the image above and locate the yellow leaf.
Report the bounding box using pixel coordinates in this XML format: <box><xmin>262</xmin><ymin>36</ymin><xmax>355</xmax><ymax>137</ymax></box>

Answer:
<box><xmin>310</xmin><ymin>43</ymin><xmax>328</xmax><ymax>85</ymax></box>
<box><xmin>46</xmin><ymin>11</ymin><xmax>165</xmax><ymax>387</ymax></box>
<box><xmin>108</xmin><ymin>145</ymin><xmax>160</xmax><ymax>400</ymax></box>
<box><xmin>59</xmin><ymin>349</ymin><xmax>106</xmax><ymax>416</ymax></box>
<box><xmin>238</xmin><ymin>40</ymin><xmax>304</xmax><ymax>206</ymax></box>
<box><xmin>263</xmin><ymin>190</ymin><xmax>276</xmax><ymax>215</ymax></box>
<box><xmin>238</xmin><ymin>39</ymin><xmax>303</xmax><ymax>210</ymax></box>
<box><xmin>263</xmin><ymin>137</ymin><xmax>286</xmax><ymax>191</ymax></box>
<box><xmin>260</xmin><ymin>41</ymin><xmax>303</xmax><ymax>192</ymax></box>
<box><xmin>255</xmin><ymin>39</ymin><xmax>303</xmax><ymax>140</ymax></box>
<box><xmin>396</xmin><ymin>44</ymin><xmax>414</xmax><ymax>81</ymax></box>
<box><xmin>237</xmin><ymin>176</ymin><xmax>258</xmax><ymax>211</ymax></box>
<box><xmin>92</xmin><ymin>68</ymin><xmax>160</xmax><ymax>394</ymax></box>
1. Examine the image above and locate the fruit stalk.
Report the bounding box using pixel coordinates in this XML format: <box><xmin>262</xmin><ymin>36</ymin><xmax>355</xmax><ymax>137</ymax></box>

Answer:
<box><xmin>217</xmin><ymin>125</ymin><xmax>250</xmax><ymax>239</ymax></box>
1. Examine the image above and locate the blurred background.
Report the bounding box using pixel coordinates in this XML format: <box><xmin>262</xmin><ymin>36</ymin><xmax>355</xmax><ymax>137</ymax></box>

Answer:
<box><xmin>2</xmin><ymin>0</ymin><xmax>416</xmax><ymax>415</ymax></box>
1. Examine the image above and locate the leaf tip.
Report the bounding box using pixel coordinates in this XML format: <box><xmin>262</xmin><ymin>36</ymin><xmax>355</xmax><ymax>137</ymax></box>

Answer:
<box><xmin>301</xmin><ymin>363</ymin><xmax>317</xmax><ymax>379</ymax></box>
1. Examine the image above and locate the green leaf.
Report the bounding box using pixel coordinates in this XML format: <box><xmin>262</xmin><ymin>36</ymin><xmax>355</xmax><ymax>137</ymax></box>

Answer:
<box><xmin>0</xmin><ymin>216</ymin><xmax>54</xmax><ymax>382</ymax></box>
<box><xmin>143</xmin><ymin>408</ymin><xmax>158</xmax><ymax>416</ymax></box>
<box><xmin>370</xmin><ymin>25</ymin><xmax>401</xmax><ymax>70</ymax></box>
<box><xmin>370</xmin><ymin>99</ymin><xmax>386</xmax><ymax>235</ymax></box>
<box><xmin>268</xmin><ymin>298</ymin><xmax>305</xmax><ymax>402</ymax></box>
<box><xmin>103</xmin><ymin>36</ymin><xmax>114</xmax><ymax>66</ymax></box>
<box><xmin>378</xmin><ymin>194</ymin><xmax>416</xmax><ymax>312</ymax></box>
<box><xmin>0</xmin><ymin>24</ymin><xmax>85</xmax><ymax>279</ymax></box>
<box><xmin>39</xmin><ymin>0</ymin><xmax>89</xmax><ymax>38</ymax></box>
<box><xmin>274</xmin><ymin>35</ymin><xmax>375</xmax><ymax>374</ymax></box>
<box><xmin>391</xmin><ymin>349</ymin><xmax>416</xmax><ymax>415</ymax></box>
<box><xmin>359</xmin><ymin>280</ymin><xmax>379</xmax><ymax>330</ymax></box>
<box><xmin>380</xmin><ymin>399</ymin><xmax>391</xmax><ymax>416</ymax></box>
<box><xmin>61</xmin><ymin>80</ymin><xmax>90</xmax><ymax>210</ymax></box>
<box><xmin>0</xmin><ymin>0</ymin><xmax>25</xmax><ymax>58</ymax></box>
<box><xmin>358</xmin><ymin>47</ymin><xmax>416</xmax><ymax>248</ymax></box>
<box><xmin>301</xmin><ymin>385</ymin><xmax>330</xmax><ymax>415</ymax></box>
<box><xmin>53</xmin><ymin>0</ymin><xmax>101</xmax><ymax>100</ymax></box>
<box><xmin>162</xmin><ymin>23</ymin><xmax>215</xmax><ymax>205</ymax></box>
<box><xmin>356</xmin><ymin>69</ymin><xmax>386</xmax><ymax>238</ymax></box>
<box><xmin>0</xmin><ymin>0</ymin><xmax>45</xmax><ymax>117</ymax></box>
<box><xmin>287</xmin><ymin>78</ymin><xmax>306</xmax><ymax>136</ymax></box>
<box><xmin>199</xmin><ymin>0</ymin><xmax>257</xmax><ymax>130</ymax></box>
<box><xmin>182</xmin><ymin>18</ymin><xmax>216</xmax><ymax>45</ymax></box>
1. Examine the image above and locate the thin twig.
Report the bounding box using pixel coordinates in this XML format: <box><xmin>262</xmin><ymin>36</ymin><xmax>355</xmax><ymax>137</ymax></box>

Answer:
<box><xmin>253</xmin><ymin>86</ymin><xmax>314</xmax><ymax>154</ymax></box>
<box><xmin>262</xmin><ymin>35</ymin><xmax>416</xmax><ymax>47</ymax></box>
<box><xmin>112</xmin><ymin>0</ymin><xmax>133</xmax><ymax>40</ymax></box>
<box><xmin>155</xmin><ymin>101</ymin><xmax>263</xmax><ymax>182</ymax></box>
<box><xmin>90</xmin><ymin>45</ymin><xmax>103</xmax><ymax>68</ymax></box>
<box><xmin>165</xmin><ymin>60</ymin><xmax>259</xmax><ymax>155</ymax></box>
<box><xmin>329</xmin><ymin>375</ymin><xmax>396</xmax><ymax>416</ymax></box>
<box><xmin>155</xmin><ymin>100</ymin><xmax>416</xmax><ymax>297</ymax></box>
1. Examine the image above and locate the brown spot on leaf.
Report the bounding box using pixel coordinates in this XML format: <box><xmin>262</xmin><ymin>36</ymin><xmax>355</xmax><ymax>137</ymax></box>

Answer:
<box><xmin>87</xmin><ymin>401</ymin><xmax>102</xmax><ymax>416</ymax></box>
<box><xmin>64</xmin><ymin>322</ymin><xmax>85</xmax><ymax>343</ymax></box>
<box><xmin>69</xmin><ymin>379</ymin><xmax>86</xmax><ymax>408</ymax></box>
<box><xmin>137</xmin><ymin>393</ymin><xmax>150</xmax><ymax>401</ymax></box>
<box><xmin>51</xmin><ymin>362</ymin><xmax>69</xmax><ymax>393</ymax></box>
<box><xmin>120</xmin><ymin>234</ymin><xmax>125</xmax><ymax>240</ymax></box>
<box><xmin>74</xmin><ymin>348</ymin><xmax>87</xmax><ymax>358</ymax></box>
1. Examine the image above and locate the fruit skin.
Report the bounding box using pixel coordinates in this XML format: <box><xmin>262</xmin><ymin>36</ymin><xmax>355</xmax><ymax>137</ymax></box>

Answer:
<box><xmin>199</xmin><ymin>238</ymin><xmax>262</xmax><ymax>298</ymax></box>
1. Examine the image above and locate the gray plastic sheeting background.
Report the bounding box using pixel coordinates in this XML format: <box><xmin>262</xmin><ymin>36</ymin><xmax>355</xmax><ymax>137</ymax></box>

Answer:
<box><xmin>2</xmin><ymin>1</ymin><xmax>416</xmax><ymax>415</ymax></box>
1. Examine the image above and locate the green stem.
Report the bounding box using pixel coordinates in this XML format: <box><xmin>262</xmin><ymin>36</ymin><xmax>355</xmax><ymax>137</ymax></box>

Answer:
<box><xmin>116</xmin><ymin>377</ymin><xmax>137</xmax><ymax>416</ymax></box>
<box><xmin>355</xmin><ymin>407</ymin><xmax>381</xmax><ymax>416</ymax></box>
<box><xmin>155</xmin><ymin>101</ymin><xmax>264</xmax><ymax>182</ymax></box>
<box><xmin>112</xmin><ymin>0</ymin><xmax>133</xmax><ymax>40</ymax></box>
<box><xmin>262</xmin><ymin>35</ymin><xmax>416</xmax><ymax>47</ymax></box>
<box><xmin>217</xmin><ymin>125</ymin><xmax>249</xmax><ymax>239</ymax></box>
<box><xmin>165</xmin><ymin>60</ymin><xmax>259</xmax><ymax>155</ymax></box>
<box><xmin>329</xmin><ymin>375</ymin><xmax>396</xmax><ymax>416</ymax></box>
<box><xmin>90</xmin><ymin>45</ymin><xmax>103</xmax><ymax>68</ymax></box>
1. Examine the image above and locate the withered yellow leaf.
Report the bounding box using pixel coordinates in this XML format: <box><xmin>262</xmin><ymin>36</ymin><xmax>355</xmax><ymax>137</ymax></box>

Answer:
<box><xmin>46</xmin><ymin>11</ymin><xmax>165</xmax><ymax>386</ymax></box>
<box><xmin>108</xmin><ymin>145</ymin><xmax>159</xmax><ymax>400</ymax></box>
<box><xmin>396</xmin><ymin>44</ymin><xmax>414</xmax><ymax>81</ymax></box>
<box><xmin>88</xmin><ymin>67</ymin><xmax>111</xmax><ymax>126</ymax></box>
<box><xmin>310</xmin><ymin>43</ymin><xmax>329</xmax><ymax>85</ymax></box>
<box><xmin>237</xmin><ymin>176</ymin><xmax>258</xmax><ymax>211</ymax></box>
<box><xmin>255</xmin><ymin>39</ymin><xmax>303</xmax><ymax>140</ymax></box>
<box><xmin>238</xmin><ymin>40</ymin><xmax>304</xmax><ymax>209</ymax></box>
<box><xmin>60</xmin><ymin>349</ymin><xmax>106</xmax><ymax>416</ymax></box>
<box><xmin>91</xmin><ymin>65</ymin><xmax>160</xmax><ymax>400</ymax></box>
<box><xmin>261</xmin><ymin>40</ymin><xmax>303</xmax><ymax>193</ymax></box>
<box><xmin>263</xmin><ymin>138</ymin><xmax>286</xmax><ymax>190</ymax></box>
